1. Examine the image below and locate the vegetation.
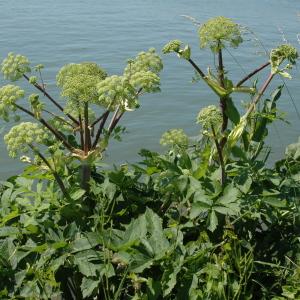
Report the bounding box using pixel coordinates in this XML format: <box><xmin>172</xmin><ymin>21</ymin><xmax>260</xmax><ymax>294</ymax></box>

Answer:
<box><xmin>0</xmin><ymin>16</ymin><xmax>299</xmax><ymax>299</ymax></box>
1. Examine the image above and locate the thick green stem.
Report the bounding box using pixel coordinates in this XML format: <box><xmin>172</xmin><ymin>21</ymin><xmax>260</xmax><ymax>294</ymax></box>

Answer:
<box><xmin>211</xmin><ymin>125</ymin><xmax>226</xmax><ymax>186</ymax></box>
<box><xmin>83</xmin><ymin>103</ymin><xmax>91</xmax><ymax>154</ymax></box>
<box><xmin>217</xmin><ymin>47</ymin><xmax>228</xmax><ymax>133</ymax></box>
<box><xmin>80</xmin><ymin>161</ymin><xmax>91</xmax><ymax>192</ymax></box>
<box><xmin>78</xmin><ymin>113</ymin><xmax>84</xmax><ymax>150</ymax></box>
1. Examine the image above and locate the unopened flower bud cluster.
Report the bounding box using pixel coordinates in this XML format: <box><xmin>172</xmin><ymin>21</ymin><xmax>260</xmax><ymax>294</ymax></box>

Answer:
<box><xmin>124</xmin><ymin>48</ymin><xmax>163</xmax><ymax>76</ymax></box>
<box><xmin>0</xmin><ymin>84</ymin><xmax>25</xmax><ymax>121</ymax></box>
<box><xmin>97</xmin><ymin>75</ymin><xmax>137</xmax><ymax>111</ymax></box>
<box><xmin>57</xmin><ymin>62</ymin><xmax>107</xmax><ymax>107</ymax></box>
<box><xmin>160</xmin><ymin>128</ymin><xmax>189</xmax><ymax>148</ymax></box>
<box><xmin>162</xmin><ymin>40</ymin><xmax>182</xmax><ymax>54</ymax></box>
<box><xmin>4</xmin><ymin>122</ymin><xmax>48</xmax><ymax>158</ymax></box>
<box><xmin>1</xmin><ymin>53</ymin><xmax>31</xmax><ymax>81</ymax></box>
<box><xmin>129</xmin><ymin>71</ymin><xmax>160</xmax><ymax>92</ymax></box>
<box><xmin>197</xmin><ymin>105</ymin><xmax>222</xmax><ymax>130</ymax></box>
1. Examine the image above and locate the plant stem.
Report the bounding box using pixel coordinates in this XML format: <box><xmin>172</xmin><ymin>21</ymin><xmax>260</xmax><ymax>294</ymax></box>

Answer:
<box><xmin>217</xmin><ymin>47</ymin><xmax>228</xmax><ymax>133</ymax></box>
<box><xmin>78</xmin><ymin>113</ymin><xmax>84</xmax><ymax>150</ymax></box>
<box><xmin>211</xmin><ymin>125</ymin><xmax>226</xmax><ymax>186</ymax></box>
<box><xmin>29</xmin><ymin>144</ymin><xmax>70</xmax><ymax>199</ymax></box>
<box><xmin>42</xmin><ymin>109</ymin><xmax>75</xmax><ymax>129</ymax></box>
<box><xmin>236</xmin><ymin>62</ymin><xmax>270</xmax><ymax>87</ymax></box>
<box><xmin>107</xmin><ymin>106</ymin><xmax>120</xmax><ymax>132</ymax></box>
<box><xmin>80</xmin><ymin>161</ymin><xmax>91</xmax><ymax>192</ymax></box>
<box><xmin>13</xmin><ymin>103</ymin><xmax>74</xmax><ymax>152</ymax></box>
<box><xmin>108</xmin><ymin>111</ymin><xmax>124</xmax><ymax>135</ymax></box>
<box><xmin>244</xmin><ymin>73</ymin><xmax>274</xmax><ymax>119</ymax></box>
<box><xmin>83</xmin><ymin>103</ymin><xmax>91</xmax><ymax>154</ymax></box>
<box><xmin>91</xmin><ymin>110</ymin><xmax>109</xmax><ymax>128</ymax></box>
<box><xmin>23</xmin><ymin>73</ymin><xmax>79</xmax><ymax>125</ymax></box>
<box><xmin>187</xmin><ymin>58</ymin><xmax>206</xmax><ymax>78</ymax></box>
<box><xmin>92</xmin><ymin>110</ymin><xmax>110</xmax><ymax>148</ymax></box>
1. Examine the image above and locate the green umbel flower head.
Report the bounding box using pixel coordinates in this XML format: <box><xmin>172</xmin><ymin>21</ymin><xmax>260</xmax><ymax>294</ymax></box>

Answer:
<box><xmin>124</xmin><ymin>48</ymin><xmax>163</xmax><ymax>77</ymax></box>
<box><xmin>162</xmin><ymin>40</ymin><xmax>183</xmax><ymax>54</ymax></box>
<box><xmin>1</xmin><ymin>53</ymin><xmax>31</xmax><ymax>81</ymax></box>
<box><xmin>199</xmin><ymin>16</ymin><xmax>243</xmax><ymax>52</ymax></box>
<box><xmin>97</xmin><ymin>75</ymin><xmax>138</xmax><ymax>111</ymax></box>
<box><xmin>4</xmin><ymin>122</ymin><xmax>48</xmax><ymax>158</ymax></box>
<box><xmin>57</xmin><ymin>62</ymin><xmax>107</xmax><ymax>106</ymax></box>
<box><xmin>0</xmin><ymin>84</ymin><xmax>25</xmax><ymax>121</ymax></box>
<box><xmin>197</xmin><ymin>105</ymin><xmax>222</xmax><ymax>130</ymax></box>
<box><xmin>270</xmin><ymin>44</ymin><xmax>298</xmax><ymax>76</ymax></box>
<box><xmin>160</xmin><ymin>129</ymin><xmax>189</xmax><ymax>148</ymax></box>
<box><xmin>129</xmin><ymin>71</ymin><xmax>160</xmax><ymax>93</ymax></box>
<box><xmin>124</xmin><ymin>48</ymin><xmax>162</xmax><ymax>94</ymax></box>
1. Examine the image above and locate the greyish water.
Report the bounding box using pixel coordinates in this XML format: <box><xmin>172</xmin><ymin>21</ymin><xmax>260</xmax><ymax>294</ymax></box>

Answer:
<box><xmin>0</xmin><ymin>0</ymin><xmax>300</xmax><ymax>179</ymax></box>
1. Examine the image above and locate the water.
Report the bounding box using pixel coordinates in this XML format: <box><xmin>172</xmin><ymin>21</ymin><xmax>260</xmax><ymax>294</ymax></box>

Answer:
<box><xmin>0</xmin><ymin>0</ymin><xmax>299</xmax><ymax>179</ymax></box>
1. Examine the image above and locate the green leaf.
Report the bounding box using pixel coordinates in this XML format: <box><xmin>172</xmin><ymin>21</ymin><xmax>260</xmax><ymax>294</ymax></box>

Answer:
<box><xmin>208</xmin><ymin>210</ymin><xmax>218</xmax><ymax>232</ymax></box>
<box><xmin>71</xmin><ymin>236</ymin><xmax>100</xmax><ymax>253</ymax></box>
<box><xmin>162</xmin><ymin>256</ymin><xmax>184</xmax><ymax>296</ymax></box>
<box><xmin>147</xmin><ymin>278</ymin><xmax>162</xmax><ymax>300</ymax></box>
<box><xmin>217</xmin><ymin>184</ymin><xmax>240</xmax><ymax>205</ymax></box>
<box><xmin>70</xmin><ymin>189</ymin><xmax>85</xmax><ymax>200</ymax></box>
<box><xmin>81</xmin><ymin>277</ymin><xmax>100</xmax><ymax>298</ymax></box>
<box><xmin>0</xmin><ymin>226</ymin><xmax>19</xmax><ymax>237</ymax></box>
<box><xmin>75</xmin><ymin>259</ymin><xmax>101</xmax><ymax>277</ymax></box>
<box><xmin>263</xmin><ymin>197</ymin><xmax>287</xmax><ymax>208</ymax></box>
<box><xmin>226</xmin><ymin>97</ymin><xmax>240</xmax><ymax>124</ymax></box>
<box><xmin>1</xmin><ymin>210</ymin><xmax>19</xmax><ymax>225</ymax></box>
<box><xmin>190</xmin><ymin>201</ymin><xmax>211</xmax><ymax>219</ymax></box>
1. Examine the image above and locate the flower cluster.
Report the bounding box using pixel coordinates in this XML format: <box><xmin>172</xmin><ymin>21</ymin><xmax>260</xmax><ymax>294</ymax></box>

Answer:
<box><xmin>0</xmin><ymin>84</ymin><xmax>25</xmax><ymax>121</ymax></box>
<box><xmin>97</xmin><ymin>75</ymin><xmax>138</xmax><ymax>111</ymax></box>
<box><xmin>162</xmin><ymin>40</ymin><xmax>191</xmax><ymax>60</ymax></box>
<box><xmin>162</xmin><ymin>40</ymin><xmax>182</xmax><ymax>54</ymax></box>
<box><xmin>1</xmin><ymin>53</ymin><xmax>31</xmax><ymax>81</ymax></box>
<box><xmin>160</xmin><ymin>128</ymin><xmax>189</xmax><ymax>148</ymax></box>
<box><xmin>197</xmin><ymin>105</ymin><xmax>222</xmax><ymax>130</ymax></box>
<box><xmin>57</xmin><ymin>62</ymin><xmax>107</xmax><ymax>107</ymax></box>
<box><xmin>270</xmin><ymin>44</ymin><xmax>298</xmax><ymax>76</ymax></box>
<box><xmin>4</xmin><ymin>122</ymin><xmax>48</xmax><ymax>158</ymax></box>
<box><xmin>129</xmin><ymin>71</ymin><xmax>160</xmax><ymax>93</ymax></box>
<box><xmin>124</xmin><ymin>48</ymin><xmax>163</xmax><ymax>77</ymax></box>
<box><xmin>198</xmin><ymin>16</ymin><xmax>243</xmax><ymax>52</ymax></box>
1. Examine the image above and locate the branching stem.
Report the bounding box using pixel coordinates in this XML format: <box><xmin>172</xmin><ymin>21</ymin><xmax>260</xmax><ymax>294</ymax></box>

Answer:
<box><xmin>13</xmin><ymin>103</ymin><xmax>74</xmax><ymax>151</ymax></box>
<box><xmin>29</xmin><ymin>144</ymin><xmax>70</xmax><ymax>199</ymax></box>
<box><xmin>23</xmin><ymin>73</ymin><xmax>79</xmax><ymax>125</ymax></box>
<box><xmin>236</xmin><ymin>62</ymin><xmax>270</xmax><ymax>87</ymax></box>
<box><xmin>244</xmin><ymin>73</ymin><xmax>274</xmax><ymax>119</ymax></box>
<box><xmin>92</xmin><ymin>110</ymin><xmax>110</xmax><ymax>149</ymax></box>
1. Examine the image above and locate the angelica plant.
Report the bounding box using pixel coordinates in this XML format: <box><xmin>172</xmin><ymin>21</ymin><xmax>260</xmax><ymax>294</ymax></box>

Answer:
<box><xmin>0</xmin><ymin>49</ymin><xmax>163</xmax><ymax>196</ymax></box>
<box><xmin>160</xmin><ymin>128</ymin><xmax>189</xmax><ymax>149</ymax></box>
<box><xmin>163</xmin><ymin>16</ymin><xmax>298</xmax><ymax>186</ymax></box>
